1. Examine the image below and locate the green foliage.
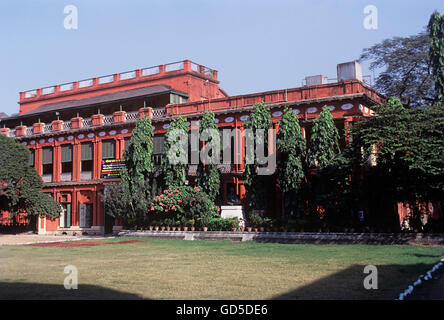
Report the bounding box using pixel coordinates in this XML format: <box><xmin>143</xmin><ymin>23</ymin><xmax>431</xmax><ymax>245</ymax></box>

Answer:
<box><xmin>151</xmin><ymin>186</ymin><xmax>219</xmax><ymax>227</ymax></box>
<box><xmin>244</xmin><ymin>102</ymin><xmax>273</xmax><ymax>210</ymax></box>
<box><xmin>122</xmin><ymin>115</ymin><xmax>154</xmax><ymax>184</ymax></box>
<box><xmin>162</xmin><ymin>116</ymin><xmax>189</xmax><ymax>187</ymax></box>
<box><xmin>0</xmin><ymin>134</ymin><xmax>60</xmax><ymax>219</ymax></box>
<box><xmin>196</xmin><ymin>111</ymin><xmax>221</xmax><ymax>202</ymax></box>
<box><xmin>428</xmin><ymin>11</ymin><xmax>444</xmax><ymax>105</ymax></box>
<box><xmin>307</xmin><ymin>106</ymin><xmax>340</xmax><ymax>169</ymax></box>
<box><xmin>277</xmin><ymin>107</ymin><xmax>306</xmax><ymax>194</ymax></box>
<box><xmin>246</xmin><ymin>212</ymin><xmax>263</xmax><ymax>228</ymax></box>
<box><xmin>350</xmin><ymin>97</ymin><xmax>444</xmax><ymax>229</ymax></box>
<box><xmin>103</xmin><ymin>116</ymin><xmax>154</xmax><ymax>222</ymax></box>
<box><xmin>360</xmin><ymin>33</ymin><xmax>434</xmax><ymax>108</ymax></box>
<box><xmin>207</xmin><ymin>217</ymin><xmax>238</xmax><ymax>231</ymax></box>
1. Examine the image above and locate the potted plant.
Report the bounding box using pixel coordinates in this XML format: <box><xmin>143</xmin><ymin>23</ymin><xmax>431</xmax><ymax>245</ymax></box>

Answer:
<box><xmin>176</xmin><ymin>220</ymin><xmax>181</xmax><ymax>231</ymax></box>
<box><xmin>239</xmin><ymin>217</ymin><xmax>245</xmax><ymax>232</ymax></box>
<box><xmin>189</xmin><ymin>219</ymin><xmax>195</xmax><ymax>231</ymax></box>
<box><xmin>164</xmin><ymin>218</ymin><xmax>172</xmax><ymax>231</ymax></box>
<box><xmin>181</xmin><ymin>217</ymin><xmax>188</xmax><ymax>231</ymax></box>
<box><xmin>248</xmin><ymin>212</ymin><xmax>263</xmax><ymax>233</ymax></box>
<box><xmin>231</xmin><ymin>218</ymin><xmax>238</xmax><ymax>232</ymax></box>
<box><xmin>160</xmin><ymin>219</ymin><xmax>166</xmax><ymax>231</ymax></box>
<box><xmin>262</xmin><ymin>218</ymin><xmax>272</xmax><ymax>232</ymax></box>
<box><xmin>153</xmin><ymin>220</ymin><xmax>159</xmax><ymax>231</ymax></box>
<box><xmin>199</xmin><ymin>214</ymin><xmax>212</xmax><ymax>232</ymax></box>
<box><xmin>171</xmin><ymin>218</ymin><xmax>176</xmax><ymax>231</ymax></box>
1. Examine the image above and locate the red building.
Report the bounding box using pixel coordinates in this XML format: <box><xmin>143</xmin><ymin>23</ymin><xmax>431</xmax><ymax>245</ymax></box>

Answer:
<box><xmin>0</xmin><ymin>59</ymin><xmax>385</xmax><ymax>234</ymax></box>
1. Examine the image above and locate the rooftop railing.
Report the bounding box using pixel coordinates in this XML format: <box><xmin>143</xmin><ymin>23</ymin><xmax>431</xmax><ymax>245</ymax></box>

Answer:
<box><xmin>20</xmin><ymin>60</ymin><xmax>218</xmax><ymax>101</ymax></box>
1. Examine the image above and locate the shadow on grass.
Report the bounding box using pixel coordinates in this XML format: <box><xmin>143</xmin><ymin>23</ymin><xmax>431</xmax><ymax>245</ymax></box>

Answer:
<box><xmin>0</xmin><ymin>282</ymin><xmax>145</xmax><ymax>300</ymax></box>
<box><xmin>272</xmin><ymin>263</ymin><xmax>438</xmax><ymax>300</ymax></box>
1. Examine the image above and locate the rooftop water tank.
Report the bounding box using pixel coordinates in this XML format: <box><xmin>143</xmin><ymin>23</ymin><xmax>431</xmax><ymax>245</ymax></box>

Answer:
<box><xmin>337</xmin><ymin>61</ymin><xmax>363</xmax><ymax>82</ymax></box>
<box><xmin>305</xmin><ymin>75</ymin><xmax>328</xmax><ymax>86</ymax></box>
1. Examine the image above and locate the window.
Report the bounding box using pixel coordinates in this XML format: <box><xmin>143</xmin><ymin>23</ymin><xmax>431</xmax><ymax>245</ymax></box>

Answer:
<box><xmin>28</xmin><ymin>149</ymin><xmax>35</xmax><ymax>167</ymax></box>
<box><xmin>102</xmin><ymin>140</ymin><xmax>116</xmax><ymax>160</ymax></box>
<box><xmin>152</xmin><ymin>135</ymin><xmax>165</xmax><ymax>166</ymax></box>
<box><xmin>81</xmin><ymin>142</ymin><xmax>94</xmax><ymax>180</ymax></box>
<box><xmin>61</xmin><ymin>145</ymin><xmax>73</xmax><ymax>181</ymax></box>
<box><xmin>79</xmin><ymin>203</ymin><xmax>93</xmax><ymax>228</ymax></box>
<box><xmin>123</xmin><ymin>137</ymin><xmax>130</xmax><ymax>156</ymax></box>
<box><xmin>42</xmin><ymin>147</ymin><xmax>53</xmax><ymax>182</ymax></box>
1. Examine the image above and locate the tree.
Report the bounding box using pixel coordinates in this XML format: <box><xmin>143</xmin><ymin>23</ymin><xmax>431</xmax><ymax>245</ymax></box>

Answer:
<box><xmin>277</xmin><ymin>107</ymin><xmax>306</xmax><ymax>215</ymax></box>
<box><xmin>162</xmin><ymin>116</ymin><xmax>189</xmax><ymax>187</ymax></box>
<box><xmin>350</xmin><ymin>97</ymin><xmax>444</xmax><ymax>230</ymax></box>
<box><xmin>307</xmin><ymin>106</ymin><xmax>340</xmax><ymax>169</ymax></box>
<box><xmin>0</xmin><ymin>134</ymin><xmax>60</xmax><ymax>221</ymax></box>
<box><xmin>244</xmin><ymin>102</ymin><xmax>273</xmax><ymax>211</ymax></box>
<box><xmin>277</xmin><ymin>107</ymin><xmax>306</xmax><ymax>194</ymax></box>
<box><xmin>360</xmin><ymin>33</ymin><xmax>434</xmax><ymax>108</ymax></box>
<box><xmin>428</xmin><ymin>11</ymin><xmax>444</xmax><ymax>105</ymax></box>
<box><xmin>103</xmin><ymin>115</ymin><xmax>154</xmax><ymax>224</ymax></box>
<box><xmin>196</xmin><ymin>111</ymin><xmax>221</xmax><ymax>203</ymax></box>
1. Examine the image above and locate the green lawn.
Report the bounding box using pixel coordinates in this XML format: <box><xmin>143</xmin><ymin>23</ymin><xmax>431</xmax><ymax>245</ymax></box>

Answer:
<box><xmin>0</xmin><ymin>237</ymin><xmax>443</xmax><ymax>299</ymax></box>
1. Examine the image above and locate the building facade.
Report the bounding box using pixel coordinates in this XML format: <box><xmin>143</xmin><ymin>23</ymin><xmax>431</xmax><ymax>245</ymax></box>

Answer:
<box><xmin>0</xmin><ymin>59</ymin><xmax>386</xmax><ymax>235</ymax></box>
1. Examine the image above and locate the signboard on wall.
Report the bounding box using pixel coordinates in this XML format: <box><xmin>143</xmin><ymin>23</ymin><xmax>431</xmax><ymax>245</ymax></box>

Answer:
<box><xmin>101</xmin><ymin>159</ymin><xmax>126</xmax><ymax>179</ymax></box>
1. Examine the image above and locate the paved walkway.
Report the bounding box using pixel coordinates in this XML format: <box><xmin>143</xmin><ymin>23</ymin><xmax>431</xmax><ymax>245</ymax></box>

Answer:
<box><xmin>0</xmin><ymin>234</ymin><xmax>108</xmax><ymax>245</ymax></box>
<box><xmin>408</xmin><ymin>267</ymin><xmax>444</xmax><ymax>300</ymax></box>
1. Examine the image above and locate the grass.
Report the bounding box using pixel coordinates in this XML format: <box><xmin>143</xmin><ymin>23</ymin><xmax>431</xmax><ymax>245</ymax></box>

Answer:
<box><xmin>0</xmin><ymin>237</ymin><xmax>443</xmax><ymax>299</ymax></box>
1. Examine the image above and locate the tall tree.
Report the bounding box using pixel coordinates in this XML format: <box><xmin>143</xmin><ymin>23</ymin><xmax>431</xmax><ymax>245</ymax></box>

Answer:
<box><xmin>277</xmin><ymin>107</ymin><xmax>306</xmax><ymax>195</ymax></box>
<box><xmin>307</xmin><ymin>106</ymin><xmax>340</xmax><ymax>169</ymax></box>
<box><xmin>244</xmin><ymin>102</ymin><xmax>273</xmax><ymax>211</ymax></box>
<box><xmin>350</xmin><ymin>97</ymin><xmax>444</xmax><ymax>230</ymax></box>
<box><xmin>103</xmin><ymin>115</ymin><xmax>154</xmax><ymax>224</ymax></box>
<box><xmin>428</xmin><ymin>11</ymin><xmax>444</xmax><ymax>105</ymax></box>
<box><xmin>196</xmin><ymin>111</ymin><xmax>221</xmax><ymax>202</ymax></box>
<box><xmin>162</xmin><ymin>116</ymin><xmax>189</xmax><ymax>187</ymax></box>
<box><xmin>360</xmin><ymin>33</ymin><xmax>434</xmax><ymax>108</ymax></box>
<box><xmin>0</xmin><ymin>134</ymin><xmax>61</xmax><ymax>220</ymax></box>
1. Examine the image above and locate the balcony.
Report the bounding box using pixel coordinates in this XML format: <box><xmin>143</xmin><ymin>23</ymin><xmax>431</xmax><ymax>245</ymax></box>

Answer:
<box><xmin>7</xmin><ymin>109</ymin><xmax>166</xmax><ymax>138</ymax></box>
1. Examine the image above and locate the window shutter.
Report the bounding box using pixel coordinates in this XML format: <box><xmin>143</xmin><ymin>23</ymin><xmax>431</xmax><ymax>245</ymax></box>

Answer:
<box><xmin>42</xmin><ymin>148</ymin><xmax>53</xmax><ymax>165</ymax></box>
<box><xmin>153</xmin><ymin>135</ymin><xmax>164</xmax><ymax>154</ymax></box>
<box><xmin>28</xmin><ymin>149</ymin><xmax>35</xmax><ymax>166</ymax></box>
<box><xmin>102</xmin><ymin>140</ymin><xmax>115</xmax><ymax>159</ymax></box>
<box><xmin>61</xmin><ymin>145</ymin><xmax>73</xmax><ymax>163</ymax></box>
<box><xmin>124</xmin><ymin>138</ymin><xmax>130</xmax><ymax>153</ymax></box>
<box><xmin>81</xmin><ymin>143</ymin><xmax>93</xmax><ymax>161</ymax></box>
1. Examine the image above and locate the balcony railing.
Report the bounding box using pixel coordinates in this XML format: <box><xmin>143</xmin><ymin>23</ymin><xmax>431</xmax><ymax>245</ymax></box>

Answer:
<box><xmin>7</xmin><ymin>108</ymin><xmax>166</xmax><ymax>138</ymax></box>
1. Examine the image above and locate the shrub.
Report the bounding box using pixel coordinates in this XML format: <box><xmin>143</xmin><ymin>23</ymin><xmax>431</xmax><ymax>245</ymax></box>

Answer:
<box><xmin>151</xmin><ymin>185</ymin><xmax>220</xmax><ymax>227</ymax></box>
<box><xmin>208</xmin><ymin>217</ymin><xmax>238</xmax><ymax>231</ymax></box>
<box><xmin>247</xmin><ymin>212</ymin><xmax>263</xmax><ymax>228</ymax></box>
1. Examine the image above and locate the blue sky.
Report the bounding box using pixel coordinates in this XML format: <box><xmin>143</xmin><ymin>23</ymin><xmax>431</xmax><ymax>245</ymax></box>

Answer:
<box><xmin>1</xmin><ymin>0</ymin><xmax>443</xmax><ymax>116</ymax></box>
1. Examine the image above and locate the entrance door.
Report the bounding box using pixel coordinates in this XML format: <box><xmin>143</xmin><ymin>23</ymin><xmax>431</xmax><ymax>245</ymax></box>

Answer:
<box><xmin>61</xmin><ymin>204</ymin><xmax>72</xmax><ymax>228</ymax></box>
<box><xmin>104</xmin><ymin>213</ymin><xmax>114</xmax><ymax>234</ymax></box>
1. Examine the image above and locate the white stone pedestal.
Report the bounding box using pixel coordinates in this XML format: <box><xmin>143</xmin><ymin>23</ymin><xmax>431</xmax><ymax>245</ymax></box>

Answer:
<box><xmin>221</xmin><ymin>206</ymin><xmax>245</xmax><ymax>227</ymax></box>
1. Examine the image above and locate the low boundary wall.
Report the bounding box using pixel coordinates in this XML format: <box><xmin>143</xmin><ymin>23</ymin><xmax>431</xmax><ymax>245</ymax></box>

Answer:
<box><xmin>118</xmin><ymin>230</ymin><xmax>444</xmax><ymax>245</ymax></box>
